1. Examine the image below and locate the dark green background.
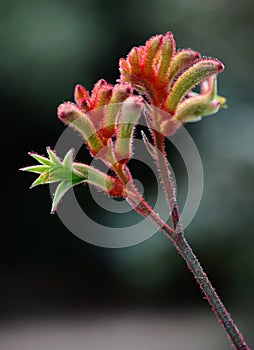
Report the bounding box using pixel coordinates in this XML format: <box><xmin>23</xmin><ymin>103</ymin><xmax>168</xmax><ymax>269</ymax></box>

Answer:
<box><xmin>2</xmin><ymin>0</ymin><xmax>254</xmax><ymax>348</ymax></box>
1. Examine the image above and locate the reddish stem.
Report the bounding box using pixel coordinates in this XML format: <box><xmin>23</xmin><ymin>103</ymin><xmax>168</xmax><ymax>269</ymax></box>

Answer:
<box><xmin>140</xmin><ymin>131</ymin><xmax>250</xmax><ymax>349</ymax></box>
<box><xmin>152</xmin><ymin>131</ymin><xmax>182</xmax><ymax>231</ymax></box>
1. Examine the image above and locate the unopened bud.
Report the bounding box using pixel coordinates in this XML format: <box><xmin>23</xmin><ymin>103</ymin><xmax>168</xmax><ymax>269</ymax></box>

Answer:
<box><xmin>174</xmin><ymin>76</ymin><xmax>226</xmax><ymax>123</ymax></box>
<box><xmin>169</xmin><ymin>49</ymin><xmax>200</xmax><ymax>84</ymax></box>
<box><xmin>57</xmin><ymin>102</ymin><xmax>104</xmax><ymax>156</ymax></box>
<box><xmin>143</xmin><ymin>35</ymin><xmax>163</xmax><ymax>76</ymax></box>
<box><xmin>74</xmin><ymin>84</ymin><xmax>91</xmax><ymax>105</ymax></box>
<box><xmin>93</xmin><ymin>84</ymin><xmax>113</xmax><ymax>109</ymax></box>
<box><xmin>164</xmin><ymin>58</ymin><xmax>224</xmax><ymax>114</ymax></box>
<box><xmin>128</xmin><ymin>47</ymin><xmax>142</xmax><ymax>76</ymax></box>
<box><xmin>100</xmin><ymin>83</ymin><xmax>133</xmax><ymax>139</ymax></box>
<box><xmin>114</xmin><ymin>96</ymin><xmax>143</xmax><ymax>163</ymax></box>
<box><xmin>157</xmin><ymin>32</ymin><xmax>175</xmax><ymax>83</ymax></box>
<box><xmin>119</xmin><ymin>58</ymin><xmax>131</xmax><ymax>80</ymax></box>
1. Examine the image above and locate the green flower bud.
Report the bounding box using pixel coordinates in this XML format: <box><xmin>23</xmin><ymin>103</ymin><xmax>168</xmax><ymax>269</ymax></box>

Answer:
<box><xmin>164</xmin><ymin>59</ymin><xmax>224</xmax><ymax>114</ymax></box>
<box><xmin>157</xmin><ymin>32</ymin><xmax>175</xmax><ymax>83</ymax></box>
<box><xmin>57</xmin><ymin>102</ymin><xmax>104</xmax><ymax>156</ymax></box>
<box><xmin>114</xmin><ymin>96</ymin><xmax>143</xmax><ymax>163</ymax></box>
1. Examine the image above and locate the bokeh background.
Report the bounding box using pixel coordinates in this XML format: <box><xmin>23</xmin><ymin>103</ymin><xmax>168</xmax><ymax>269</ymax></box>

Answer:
<box><xmin>2</xmin><ymin>0</ymin><xmax>254</xmax><ymax>349</ymax></box>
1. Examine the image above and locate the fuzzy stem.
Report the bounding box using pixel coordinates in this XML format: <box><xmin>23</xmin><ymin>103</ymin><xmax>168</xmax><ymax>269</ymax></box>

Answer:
<box><xmin>113</xmin><ymin>163</ymin><xmax>175</xmax><ymax>236</ymax></box>
<box><xmin>174</xmin><ymin>234</ymin><xmax>250</xmax><ymax>350</ymax></box>
<box><xmin>128</xmin><ymin>186</ymin><xmax>249</xmax><ymax>349</ymax></box>
<box><xmin>113</xmin><ymin>156</ymin><xmax>249</xmax><ymax>349</ymax></box>
<box><xmin>149</xmin><ymin>132</ymin><xmax>249</xmax><ymax>349</ymax></box>
<box><xmin>153</xmin><ymin>131</ymin><xmax>182</xmax><ymax>231</ymax></box>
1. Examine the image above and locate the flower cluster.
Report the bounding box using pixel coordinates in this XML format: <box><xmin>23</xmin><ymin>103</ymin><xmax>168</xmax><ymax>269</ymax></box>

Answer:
<box><xmin>22</xmin><ymin>31</ymin><xmax>225</xmax><ymax>211</ymax></box>
<box><xmin>120</xmin><ymin>31</ymin><xmax>226</xmax><ymax>135</ymax></box>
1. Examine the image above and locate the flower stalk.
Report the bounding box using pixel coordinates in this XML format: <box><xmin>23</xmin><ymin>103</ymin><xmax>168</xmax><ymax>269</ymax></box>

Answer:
<box><xmin>114</xmin><ymin>158</ymin><xmax>248</xmax><ymax>349</ymax></box>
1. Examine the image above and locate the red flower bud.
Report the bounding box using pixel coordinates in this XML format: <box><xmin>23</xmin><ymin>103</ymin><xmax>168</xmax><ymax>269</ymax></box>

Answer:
<box><xmin>99</xmin><ymin>83</ymin><xmax>133</xmax><ymax>139</ymax></box>
<box><xmin>57</xmin><ymin>102</ymin><xmax>104</xmax><ymax>156</ymax></box>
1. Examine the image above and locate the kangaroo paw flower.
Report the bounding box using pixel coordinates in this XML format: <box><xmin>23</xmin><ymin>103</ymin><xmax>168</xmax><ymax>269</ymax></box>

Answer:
<box><xmin>164</xmin><ymin>58</ymin><xmax>224</xmax><ymax>114</ymax></box>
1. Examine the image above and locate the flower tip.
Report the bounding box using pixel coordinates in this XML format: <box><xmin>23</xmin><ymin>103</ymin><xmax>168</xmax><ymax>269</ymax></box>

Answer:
<box><xmin>97</xmin><ymin>79</ymin><xmax>107</xmax><ymax>86</ymax></box>
<box><xmin>74</xmin><ymin>84</ymin><xmax>90</xmax><ymax>106</ymax></box>
<box><xmin>164</xmin><ymin>31</ymin><xmax>174</xmax><ymax>39</ymax></box>
<box><xmin>57</xmin><ymin>103</ymin><xmax>68</xmax><ymax>121</ymax></box>
<box><xmin>193</xmin><ymin>51</ymin><xmax>201</xmax><ymax>60</ymax></box>
<box><xmin>217</xmin><ymin>95</ymin><xmax>227</xmax><ymax>108</ymax></box>
<box><xmin>57</xmin><ymin>102</ymin><xmax>79</xmax><ymax>124</ymax></box>
<box><xmin>216</xmin><ymin>60</ymin><xmax>224</xmax><ymax>73</ymax></box>
<box><xmin>75</xmin><ymin>84</ymin><xmax>84</xmax><ymax>98</ymax></box>
<box><xmin>75</xmin><ymin>84</ymin><xmax>85</xmax><ymax>95</ymax></box>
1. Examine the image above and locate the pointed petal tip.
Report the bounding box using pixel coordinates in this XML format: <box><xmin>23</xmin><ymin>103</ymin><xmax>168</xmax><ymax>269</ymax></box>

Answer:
<box><xmin>193</xmin><ymin>51</ymin><xmax>201</xmax><ymax>60</ymax></box>
<box><xmin>217</xmin><ymin>61</ymin><xmax>225</xmax><ymax>73</ymax></box>
<box><xmin>165</xmin><ymin>31</ymin><xmax>173</xmax><ymax>36</ymax></box>
<box><xmin>198</xmin><ymin>58</ymin><xmax>225</xmax><ymax>73</ymax></box>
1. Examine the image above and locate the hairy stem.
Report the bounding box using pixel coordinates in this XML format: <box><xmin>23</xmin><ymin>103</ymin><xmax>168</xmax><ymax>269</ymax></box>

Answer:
<box><xmin>129</xmin><ymin>188</ymin><xmax>249</xmax><ymax>349</ymax></box>
<box><xmin>152</xmin><ymin>131</ymin><xmax>182</xmax><ymax>231</ymax></box>
<box><xmin>113</xmin><ymin>163</ymin><xmax>175</xmax><ymax>236</ymax></box>
<box><xmin>143</xmin><ymin>132</ymin><xmax>249</xmax><ymax>349</ymax></box>
<box><xmin>174</xmin><ymin>234</ymin><xmax>249</xmax><ymax>350</ymax></box>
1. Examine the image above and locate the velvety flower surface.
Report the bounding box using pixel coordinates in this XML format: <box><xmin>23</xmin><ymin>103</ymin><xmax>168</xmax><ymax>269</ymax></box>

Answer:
<box><xmin>119</xmin><ymin>32</ymin><xmax>226</xmax><ymax>132</ymax></box>
<box><xmin>22</xmin><ymin>31</ymin><xmax>226</xmax><ymax>209</ymax></box>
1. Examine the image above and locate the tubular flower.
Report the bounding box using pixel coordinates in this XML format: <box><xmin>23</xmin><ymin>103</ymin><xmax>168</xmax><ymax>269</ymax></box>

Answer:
<box><xmin>23</xmin><ymin>31</ymin><xmax>226</xmax><ymax>211</ymax></box>
<box><xmin>58</xmin><ymin>80</ymin><xmax>136</xmax><ymax>156</ymax></box>
<box><xmin>119</xmin><ymin>32</ymin><xmax>226</xmax><ymax>134</ymax></box>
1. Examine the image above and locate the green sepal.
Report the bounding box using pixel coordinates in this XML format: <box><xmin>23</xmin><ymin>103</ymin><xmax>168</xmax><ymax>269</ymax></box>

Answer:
<box><xmin>28</xmin><ymin>153</ymin><xmax>51</xmax><ymax>166</ymax></box>
<box><xmin>47</xmin><ymin>147</ymin><xmax>62</xmax><ymax>166</ymax></box>
<box><xmin>63</xmin><ymin>149</ymin><xmax>73</xmax><ymax>170</ymax></box>
<box><xmin>31</xmin><ymin>172</ymin><xmax>51</xmax><ymax>187</ymax></box>
<box><xmin>51</xmin><ymin>178</ymin><xmax>84</xmax><ymax>213</ymax></box>
<box><xmin>21</xmin><ymin>165</ymin><xmax>49</xmax><ymax>174</ymax></box>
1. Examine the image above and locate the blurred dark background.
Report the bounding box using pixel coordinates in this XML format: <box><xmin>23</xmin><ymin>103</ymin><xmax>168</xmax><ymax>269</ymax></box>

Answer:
<box><xmin>2</xmin><ymin>0</ymin><xmax>254</xmax><ymax>349</ymax></box>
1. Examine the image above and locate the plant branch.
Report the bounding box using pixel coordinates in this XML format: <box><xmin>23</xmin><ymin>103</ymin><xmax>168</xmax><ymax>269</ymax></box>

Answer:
<box><xmin>174</xmin><ymin>234</ymin><xmax>249</xmax><ymax>350</ymax></box>
<box><xmin>152</xmin><ymin>130</ymin><xmax>182</xmax><ymax>231</ymax></box>
<box><xmin>138</xmin><ymin>132</ymin><xmax>249</xmax><ymax>349</ymax></box>
<box><xmin>127</xmin><ymin>184</ymin><xmax>249</xmax><ymax>349</ymax></box>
